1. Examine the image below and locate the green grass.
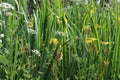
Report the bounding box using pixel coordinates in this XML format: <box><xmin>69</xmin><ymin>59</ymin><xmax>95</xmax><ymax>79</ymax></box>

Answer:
<box><xmin>0</xmin><ymin>0</ymin><xmax>120</xmax><ymax>80</ymax></box>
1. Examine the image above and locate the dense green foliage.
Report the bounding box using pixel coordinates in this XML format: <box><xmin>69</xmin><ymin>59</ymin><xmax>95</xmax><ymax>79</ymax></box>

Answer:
<box><xmin>0</xmin><ymin>0</ymin><xmax>120</xmax><ymax>80</ymax></box>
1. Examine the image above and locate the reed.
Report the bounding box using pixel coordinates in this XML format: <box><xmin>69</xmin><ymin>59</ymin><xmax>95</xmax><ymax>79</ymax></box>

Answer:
<box><xmin>0</xmin><ymin>0</ymin><xmax>119</xmax><ymax>79</ymax></box>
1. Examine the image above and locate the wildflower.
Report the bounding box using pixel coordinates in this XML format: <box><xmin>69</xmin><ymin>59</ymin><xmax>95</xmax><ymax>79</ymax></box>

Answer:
<box><xmin>56</xmin><ymin>31</ymin><xmax>65</xmax><ymax>37</ymax></box>
<box><xmin>101</xmin><ymin>41</ymin><xmax>110</xmax><ymax>45</ymax></box>
<box><xmin>56</xmin><ymin>51</ymin><xmax>63</xmax><ymax>61</ymax></box>
<box><xmin>32</xmin><ymin>49</ymin><xmax>41</xmax><ymax>57</ymax></box>
<box><xmin>76</xmin><ymin>2</ymin><xmax>79</xmax><ymax>5</ymax></box>
<box><xmin>27</xmin><ymin>28</ymin><xmax>36</xmax><ymax>34</ymax></box>
<box><xmin>50</xmin><ymin>38</ymin><xmax>58</xmax><ymax>45</ymax></box>
<box><xmin>0</xmin><ymin>3</ymin><xmax>14</xmax><ymax>11</ymax></box>
<box><xmin>85</xmin><ymin>38</ymin><xmax>97</xmax><ymax>44</ymax></box>
<box><xmin>0</xmin><ymin>34</ymin><xmax>4</xmax><ymax>37</ymax></box>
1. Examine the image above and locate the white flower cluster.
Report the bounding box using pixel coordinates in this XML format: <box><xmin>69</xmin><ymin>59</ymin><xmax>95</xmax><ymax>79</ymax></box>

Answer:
<box><xmin>0</xmin><ymin>34</ymin><xmax>4</xmax><ymax>38</ymax></box>
<box><xmin>32</xmin><ymin>49</ymin><xmax>41</xmax><ymax>57</ymax></box>
<box><xmin>0</xmin><ymin>3</ymin><xmax>14</xmax><ymax>12</ymax></box>
<box><xmin>0</xmin><ymin>33</ymin><xmax>4</xmax><ymax>47</ymax></box>
<box><xmin>27</xmin><ymin>28</ymin><xmax>36</xmax><ymax>34</ymax></box>
<box><xmin>56</xmin><ymin>31</ymin><xmax>65</xmax><ymax>37</ymax></box>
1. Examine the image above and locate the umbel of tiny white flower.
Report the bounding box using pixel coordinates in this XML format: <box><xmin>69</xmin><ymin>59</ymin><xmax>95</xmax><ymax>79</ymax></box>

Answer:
<box><xmin>56</xmin><ymin>31</ymin><xmax>65</xmax><ymax>37</ymax></box>
<box><xmin>27</xmin><ymin>28</ymin><xmax>36</xmax><ymax>34</ymax></box>
<box><xmin>0</xmin><ymin>3</ymin><xmax>14</xmax><ymax>11</ymax></box>
<box><xmin>32</xmin><ymin>49</ymin><xmax>41</xmax><ymax>57</ymax></box>
<box><xmin>0</xmin><ymin>34</ymin><xmax>4</xmax><ymax>38</ymax></box>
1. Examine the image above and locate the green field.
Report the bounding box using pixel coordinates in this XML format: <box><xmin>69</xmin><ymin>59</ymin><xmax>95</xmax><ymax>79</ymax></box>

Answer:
<box><xmin>0</xmin><ymin>0</ymin><xmax>120</xmax><ymax>80</ymax></box>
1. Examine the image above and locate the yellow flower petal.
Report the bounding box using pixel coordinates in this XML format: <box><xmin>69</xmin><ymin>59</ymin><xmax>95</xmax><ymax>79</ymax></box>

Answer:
<box><xmin>50</xmin><ymin>38</ymin><xmax>58</xmax><ymax>45</ymax></box>
<box><xmin>85</xmin><ymin>38</ymin><xmax>97</xmax><ymax>44</ymax></box>
<box><xmin>101</xmin><ymin>42</ymin><xmax>110</xmax><ymax>45</ymax></box>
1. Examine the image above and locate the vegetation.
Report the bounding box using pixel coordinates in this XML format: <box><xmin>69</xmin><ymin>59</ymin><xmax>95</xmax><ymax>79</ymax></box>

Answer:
<box><xmin>0</xmin><ymin>0</ymin><xmax>120</xmax><ymax>80</ymax></box>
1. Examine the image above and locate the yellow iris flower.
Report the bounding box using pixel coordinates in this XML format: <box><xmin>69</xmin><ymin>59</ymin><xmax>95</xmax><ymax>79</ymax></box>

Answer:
<box><xmin>85</xmin><ymin>38</ymin><xmax>97</xmax><ymax>44</ymax></box>
<box><xmin>50</xmin><ymin>38</ymin><xmax>58</xmax><ymax>45</ymax></box>
<box><xmin>101</xmin><ymin>42</ymin><xmax>110</xmax><ymax>45</ymax></box>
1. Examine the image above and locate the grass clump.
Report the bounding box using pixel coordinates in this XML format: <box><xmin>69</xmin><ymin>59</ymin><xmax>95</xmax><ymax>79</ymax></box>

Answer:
<box><xmin>0</xmin><ymin>0</ymin><xmax>120</xmax><ymax>80</ymax></box>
